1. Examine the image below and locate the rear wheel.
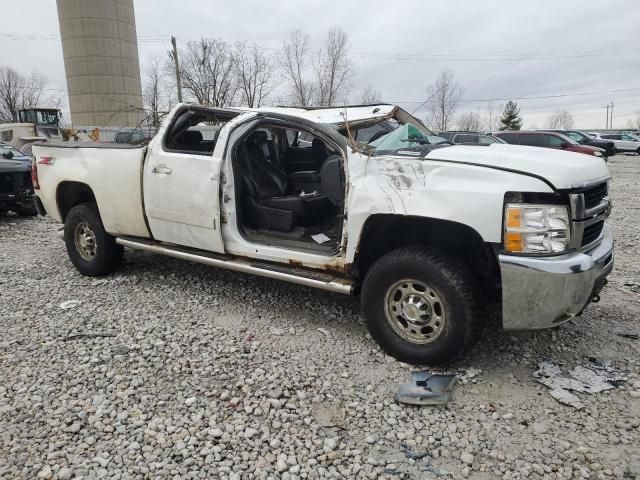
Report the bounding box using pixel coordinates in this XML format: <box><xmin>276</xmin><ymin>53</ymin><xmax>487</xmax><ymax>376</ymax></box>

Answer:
<box><xmin>361</xmin><ymin>246</ymin><xmax>484</xmax><ymax>365</ymax></box>
<box><xmin>636</xmin><ymin>147</ymin><xmax>640</xmax><ymax>156</ymax></box>
<box><xmin>64</xmin><ymin>203</ymin><xmax>123</xmax><ymax>276</ymax></box>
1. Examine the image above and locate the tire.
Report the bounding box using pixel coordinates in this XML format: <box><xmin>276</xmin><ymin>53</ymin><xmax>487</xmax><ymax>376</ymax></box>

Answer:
<box><xmin>361</xmin><ymin>246</ymin><xmax>484</xmax><ymax>365</ymax></box>
<box><xmin>64</xmin><ymin>203</ymin><xmax>123</xmax><ymax>276</ymax></box>
<box><xmin>16</xmin><ymin>201</ymin><xmax>38</xmax><ymax>217</ymax></box>
<box><xmin>637</xmin><ymin>147</ymin><xmax>640</xmax><ymax>156</ymax></box>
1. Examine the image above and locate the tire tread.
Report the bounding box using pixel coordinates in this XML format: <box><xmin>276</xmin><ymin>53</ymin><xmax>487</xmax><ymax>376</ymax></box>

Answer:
<box><xmin>361</xmin><ymin>246</ymin><xmax>485</xmax><ymax>364</ymax></box>
<box><xmin>64</xmin><ymin>203</ymin><xmax>123</xmax><ymax>276</ymax></box>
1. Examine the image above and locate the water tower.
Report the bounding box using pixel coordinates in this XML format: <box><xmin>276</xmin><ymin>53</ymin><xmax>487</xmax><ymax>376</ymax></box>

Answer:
<box><xmin>56</xmin><ymin>0</ymin><xmax>144</xmax><ymax>128</ymax></box>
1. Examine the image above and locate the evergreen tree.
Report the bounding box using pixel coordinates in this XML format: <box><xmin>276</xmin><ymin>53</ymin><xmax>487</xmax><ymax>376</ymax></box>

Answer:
<box><xmin>499</xmin><ymin>100</ymin><xmax>522</xmax><ymax>130</ymax></box>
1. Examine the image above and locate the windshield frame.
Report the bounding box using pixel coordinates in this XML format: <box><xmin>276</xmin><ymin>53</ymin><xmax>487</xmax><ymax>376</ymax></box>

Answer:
<box><xmin>336</xmin><ymin>106</ymin><xmax>450</xmax><ymax>155</ymax></box>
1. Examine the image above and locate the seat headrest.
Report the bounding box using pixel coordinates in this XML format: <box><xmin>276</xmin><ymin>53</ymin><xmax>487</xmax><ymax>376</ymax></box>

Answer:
<box><xmin>320</xmin><ymin>154</ymin><xmax>343</xmax><ymax>207</ymax></box>
<box><xmin>177</xmin><ymin>130</ymin><xmax>203</xmax><ymax>145</ymax></box>
<box><xmin>312</xmin><ymin>138</ymin><xmax>327</xmax><ymax>152</ymax></box>
<box><xmin>247</xmin><ymin>130</ymin><xmax>268</xmax><ymax>146</ymax></box>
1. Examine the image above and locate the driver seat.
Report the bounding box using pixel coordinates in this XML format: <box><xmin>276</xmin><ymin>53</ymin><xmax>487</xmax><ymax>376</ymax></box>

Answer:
<box><xmin>237</xmin><ymin>131</ymin><xmax>330</xmax><ymax>231</ymax></box>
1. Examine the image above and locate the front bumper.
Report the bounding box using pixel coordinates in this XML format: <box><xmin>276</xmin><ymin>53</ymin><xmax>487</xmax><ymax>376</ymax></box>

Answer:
<box><xmin>499</xmin><ymin>226</ymin><xmax>614</xmax><ymax>330</ymax></box>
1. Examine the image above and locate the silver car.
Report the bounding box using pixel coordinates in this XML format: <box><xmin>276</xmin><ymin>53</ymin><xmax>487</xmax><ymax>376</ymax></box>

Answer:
<box><xmin>591</xmin><ymin>132</ymin><xmax>640</xmax><ymax>154</ymax></box>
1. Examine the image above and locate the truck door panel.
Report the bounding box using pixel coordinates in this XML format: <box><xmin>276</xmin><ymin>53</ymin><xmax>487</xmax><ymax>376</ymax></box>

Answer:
<box><xmin>143</xmin><ymin>107</ymin><xmax>229</xmax><ymax>252</ymax></box>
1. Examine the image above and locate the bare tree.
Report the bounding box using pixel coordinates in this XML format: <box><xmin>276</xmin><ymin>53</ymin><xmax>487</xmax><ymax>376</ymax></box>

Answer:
<box><xmin>425</xmin><ymin>68</ymin><xmax>463</xmax><ymax>131</ymax></box>
<box><xmin>359</xmin><ymin>85</ymin><xmax>382</xmax><ymax>104</ymax></box>
<box><xmin>179</xmin><ymin>38</ymin><xmax>238</xmax><ymax>107</ymax></box>
<box><xmin>280</xmin><ymin>30</ymin><xmax>315</xmax><ymax>106</ymax></box>
<box><xmin>457</xmin><ymin>111</ymin><xmax>482</xmax><ymax>131</ymax></box>
<box><xmin>234</xmin><ymin>43</ymin><xmax>277</xmax><ymax>108</ymax></box>
<box><xmin>0</xmin><ymin>66</ymin><xmax>50</xmax><ymax>121</ymax></box>
<box><xmin>143</xmin><ymin>57</ymin><xmax>168</xmax><ymax>128</ymax></box>
<box><xmin>547</xmin><ymin>109</ymin><xmax>574</xmax><ymax>129</ymax></box>
<box><xmin>0</xmin><ymin>67</ymin><xmax>24</xmax><ymax>121</ymax></box>
<box><xmin>314</xmin><ymin>27</ymin><xmax>354</xmax><ymax>106</ymax></box>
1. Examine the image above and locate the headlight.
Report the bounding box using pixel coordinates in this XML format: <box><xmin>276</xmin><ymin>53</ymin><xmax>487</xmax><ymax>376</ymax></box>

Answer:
<box><xmin>504</xmin><ymin>204</ymin><xmax>570</xmax><ymax>254</ymax></box>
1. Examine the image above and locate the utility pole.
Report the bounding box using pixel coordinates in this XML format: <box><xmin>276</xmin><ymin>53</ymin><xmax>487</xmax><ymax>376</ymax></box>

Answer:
<box><xmin>488</xmin><ymin>100</ymin><xmax>493</xmax><ymax>131</ymax></box>
<box><xmin>609</xmin><ymin>101</ymin><xmax>614</xmax><ymax>130</ymax></box>
<box><xmin>170</xmin><ymin>36</ymin><xmax>183</xmax><ymax>103</ymax></box>
<box><xmin>603</xmin><ymin>104</ymin><xmax>610</xmax><ymax>129</ymax></box>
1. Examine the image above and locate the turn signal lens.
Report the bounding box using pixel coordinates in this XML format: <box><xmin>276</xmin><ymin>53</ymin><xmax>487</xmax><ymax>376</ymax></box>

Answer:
<box><xmin>505</xmin><ymin>231</ymin><xmax>525</xmax><ymax>252</ymax></box>
<box><xmin>505</xmin><ymin>207</ymin><xmax>521</xmax><ymax>229</ymax></box>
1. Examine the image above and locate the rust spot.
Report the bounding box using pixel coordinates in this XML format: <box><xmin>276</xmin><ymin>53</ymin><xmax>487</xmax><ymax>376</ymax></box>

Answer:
<box><xmin>317</xmin><ymin>263</ymin><xmax>345</xmax><ymax>274</ymax></box>
<box><xmin>288</xmin><ymin>255</ymin><xmax>348</xmax><ymax>275</ymax></box>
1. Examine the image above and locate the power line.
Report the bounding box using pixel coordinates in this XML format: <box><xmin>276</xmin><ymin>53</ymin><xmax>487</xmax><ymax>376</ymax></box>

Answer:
<box><xmin>10</xmin><ymin>85</ymin><xmax>640</xmax><ymax>106</ymax></box>
<box><xmin>395</xmin><ymin>87</ymin><xmax>640</xmax><ymax>105</ymax></box>
<box><xmin>2</xmin><ymin>33</ymin><xmax>639</xmax><ymax>62</ymax></box>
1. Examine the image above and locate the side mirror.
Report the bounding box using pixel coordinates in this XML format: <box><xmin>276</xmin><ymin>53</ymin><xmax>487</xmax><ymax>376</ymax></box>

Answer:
<box><xmin>560</xmin><ymin>142</ymin><xmax>569</xmax><ymax>149</ymax></box>
<box><xmin>2</xmin><ymin>150</ymin><xmax>14</xmax><ymax>159</ymax></box>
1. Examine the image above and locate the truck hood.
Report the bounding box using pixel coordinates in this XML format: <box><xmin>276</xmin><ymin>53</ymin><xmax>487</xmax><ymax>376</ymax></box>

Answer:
<box><xmin>425</xmin><ymin>144</ymin><xmax>610</xmax><ymax>189</ymax></box>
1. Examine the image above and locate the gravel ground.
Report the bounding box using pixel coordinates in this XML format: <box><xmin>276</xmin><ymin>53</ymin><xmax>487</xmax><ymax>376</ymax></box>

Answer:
<box><xmin>1</xmin><ymin>154</ymin><xmax>639</xmax><ymax>480</ymax></box>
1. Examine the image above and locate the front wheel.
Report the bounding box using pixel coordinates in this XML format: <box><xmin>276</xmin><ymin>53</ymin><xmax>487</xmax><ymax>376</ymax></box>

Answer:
<box><xmin>361</xmin><ymin>247</ymin><xmax>484</xmax><ymax>365</ymax></box>
<box><xmin>64</xmin><ymin>203</ymin><xmax>123</xmax><ymax>276</ymax></box>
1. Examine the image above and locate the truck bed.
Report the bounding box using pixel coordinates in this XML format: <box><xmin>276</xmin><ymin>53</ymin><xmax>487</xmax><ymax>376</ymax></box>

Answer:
<box><xmin>32</xmin><ymin>141</ymin><xmax>151</xmax><ymax>238</ymax></box>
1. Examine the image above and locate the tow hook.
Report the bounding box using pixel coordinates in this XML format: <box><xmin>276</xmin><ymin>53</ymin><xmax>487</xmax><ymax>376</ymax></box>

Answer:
<box><xmin>591</xmin><ymin>294</ymin><xmax>600</xmax><ymax>303</ymax></box>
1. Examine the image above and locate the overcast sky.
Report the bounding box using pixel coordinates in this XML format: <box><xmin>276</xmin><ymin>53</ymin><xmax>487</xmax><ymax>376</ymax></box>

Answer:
<box><xmin>3</xmin><ymin>0</ymin><xmax>639</xmax><ymax>128</ymax></box>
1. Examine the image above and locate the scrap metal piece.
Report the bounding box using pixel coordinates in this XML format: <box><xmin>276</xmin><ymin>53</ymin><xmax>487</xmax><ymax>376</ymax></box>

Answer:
<box><xmin>396</xmin><ymin>372</ymin><xmax>457</xmax><ymax>406</ymax></box>
<box><xmin>568</xmin><ymin>365</ymin><xmax>615</xmax><ymax>393</ymax></box>
<box><xmin>533</xmin><ymin>362</ymin><xmax>615</xmax><ymax>394</ymax></box>
<box><xmin>59</xmin><ymin>300</ymin><xmax>82</xmax><ymax>310</ymax></box>
<box><xmin>533</xmin><ymin>361</ymin><xmax>628</xmax><ymax>409</ymax></box>
<box><xmin>617</xmin><ymin>332</ymin><xmax>639</xmax><ymax>340</ymax></box>
<box><xmin>549</xmin><ymin>388</ymin><xmax>585</xmax><ymax>410</ymax></box>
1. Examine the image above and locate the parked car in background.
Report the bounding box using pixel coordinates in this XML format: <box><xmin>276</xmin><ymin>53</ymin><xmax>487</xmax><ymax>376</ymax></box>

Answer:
<box><xmin>494</xmin><ymin>131</ymin><xmax>606</xmax><ymax>158</ymax></box>
<box><xmin>114</xmin><ymin>128</ymin><xmax>151</xmax><ymax>144</ymax></box>
<box><xmin>543</xmin><ymin>129</ymin><xmax>615</xmax><ymax>157</ymax></box>
<box><xmin>0</xmin><ymin>143</ymin><xmax>36</xmax><ymax>216</ymax></box>
<box><xmin>591</xmin><ymin>132</ymin><xmax>640</xmax><ymax>154</ymax></box>
<box><xmin>438</xmin><ymin>131</ymin><xmax>506</xmax><ymax>145</ymax></box>
<box><xmin>1</xmin><ymin>143</ymin><xmax>32</xmax><ymax>163</ymax></box>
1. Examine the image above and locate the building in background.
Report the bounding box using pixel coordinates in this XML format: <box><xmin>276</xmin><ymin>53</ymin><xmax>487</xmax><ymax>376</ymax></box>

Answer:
<box><xmin>56</xmin><ymin>0</ymin><xmax>144</xmax><ymax>128</ymax></box>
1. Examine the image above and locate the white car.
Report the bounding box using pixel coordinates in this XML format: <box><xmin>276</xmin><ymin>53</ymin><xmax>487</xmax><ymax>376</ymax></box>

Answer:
<box><xmin>31</xmin><ymin>103</ymin><xmax>614</xmax><ymax>364</ymax></box>
<box><xmin>591</xmin><ymin>132</ymin><xmax>640</xmax><ymax>154</ymax></box>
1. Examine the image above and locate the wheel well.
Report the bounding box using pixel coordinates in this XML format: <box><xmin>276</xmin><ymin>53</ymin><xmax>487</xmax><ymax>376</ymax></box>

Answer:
<box><xmin>56</xmin><ymin>181</ymin><xmax>96</xmax><ymax>221</ymax></box>
<box><xmin>355</xmin><ymin>214</ymin><xmax>501</xmax><ymax>298</ymax></box>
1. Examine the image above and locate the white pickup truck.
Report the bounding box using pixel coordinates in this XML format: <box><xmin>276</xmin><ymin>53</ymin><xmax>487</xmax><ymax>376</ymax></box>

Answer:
<box><xmin>32</xmin><ymin>103</ymin><xmax>614</xmax><ymax>364</ymax></box>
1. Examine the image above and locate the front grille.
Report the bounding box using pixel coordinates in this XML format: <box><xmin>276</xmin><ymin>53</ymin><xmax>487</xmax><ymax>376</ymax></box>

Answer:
<box><xmin>583</xmin><ymin>182</ymin><xmax>608</xmax><ymax>210</ymax></box>
<box><xmin>582</xmin><ymin>220</ymin><xmax>604</xmax><ymax>247</ymax></box>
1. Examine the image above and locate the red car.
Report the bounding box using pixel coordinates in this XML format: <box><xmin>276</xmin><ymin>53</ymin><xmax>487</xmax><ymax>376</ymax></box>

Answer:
<box><xmin>493</xmin><ymin>131</ymin><xmax>606</xmax><ymax>158</ymax></box>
